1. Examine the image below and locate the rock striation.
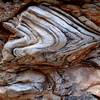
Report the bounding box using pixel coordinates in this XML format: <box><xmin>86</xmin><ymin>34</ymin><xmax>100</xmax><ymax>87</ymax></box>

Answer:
<box><xmin>0</xmin><ymin>1</ymin><xmax>100</xmax><ymax>100</ymax></box>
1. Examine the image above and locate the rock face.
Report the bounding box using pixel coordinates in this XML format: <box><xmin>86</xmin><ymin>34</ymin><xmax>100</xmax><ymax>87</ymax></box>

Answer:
<box><xmin>0</xmin><ymin>1</ymin><xmax>100</xmax><ymax>100</ymax></box>
<box><xmin>0</xmin><ymin>1</ymin><xmax>23</xmax><ymax>22</ymax></box>
<box><xmin>2</xmin><ymin>4</ymin><xmax>100</xmax><ymax>67</ymax></box>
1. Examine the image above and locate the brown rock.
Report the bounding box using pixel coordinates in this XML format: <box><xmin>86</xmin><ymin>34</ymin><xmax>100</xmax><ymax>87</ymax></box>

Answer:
<box><xmin>81</xmin><ymin>3</ymin><xmax>100</xmax><ymax>26</ymax></box>
<box><xmin>61</xmin><ymin>3</ymin><xmax>100</xmax><ymax>26</ymax></box>
<box><xmin>0</xmin><ymin>2</ymin><xmax>23</xmax><ymax>22</ymax></box>
<box><xmin>61</xmin><ymin>5</ymin><xmax>81</xmax><ymax>17</ymax></box>
<box><xmin>0</xmin><ymin>1</ymin><xmax>100</xmax><ymax>100</ymax></box>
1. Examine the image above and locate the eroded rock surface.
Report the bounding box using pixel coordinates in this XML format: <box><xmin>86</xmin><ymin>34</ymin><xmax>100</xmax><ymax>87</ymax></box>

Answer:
<box><xmin>0</xmin><ymin>1</ymin><xmax>24</xmax><ymax>22</ymax></box>
<box><xmin>0</xmin><ymin>1</ymin><xmax>100</xmax><ymax>100</ymax></box>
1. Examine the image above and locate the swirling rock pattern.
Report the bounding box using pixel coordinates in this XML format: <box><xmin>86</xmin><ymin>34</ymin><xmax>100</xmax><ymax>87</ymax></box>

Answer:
<box><xmin>0</xmin><ymin>2</ymin><xmax>100</xmax><ymax>100</ymax></box>
<box><xmin>2</xmin><ymin>4</ymin><xmax>100</xmax><ymax>66</ymax></box>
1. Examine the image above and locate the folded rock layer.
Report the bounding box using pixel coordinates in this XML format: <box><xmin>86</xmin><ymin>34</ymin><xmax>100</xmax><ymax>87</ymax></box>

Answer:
<box><xmin>0</xmin><ymin>1</ymin><xmax>100</xmax><ymax>100</ymax></box>
<box><xmin>2</xmin><ymin>4</ymin><xmax>100</xmax><ymax>67</ymax></box>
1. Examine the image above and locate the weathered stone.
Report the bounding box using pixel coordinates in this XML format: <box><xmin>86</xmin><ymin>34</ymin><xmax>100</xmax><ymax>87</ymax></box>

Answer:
<box><xmin>0</xmin><ymin>1</ymin><xmax>100</xmax><ymax>100</ymax></box>
<box><xmin>0</xmin><ymin>2</ymin><xmax>23</xmax><ymax>22</ymax></box>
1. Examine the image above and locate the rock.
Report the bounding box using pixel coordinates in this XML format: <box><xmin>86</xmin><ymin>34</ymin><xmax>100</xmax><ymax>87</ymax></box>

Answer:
<box><xmin>0</xmin><ymin>1</ymin><xmax>100</xmax><ymax>100</ymax></box>
<box><xmin>0</xmin><ymin>2</ymin><xmax>23</xmax><ymax>22</ymax></box>
<box><xmin>61</xmin><ymin>3</ymin><xmax>100</xmax><ymax>26</ymax></box>
<box><xmin>64</xmin><ymin>93</ymin><xmax>97</xmax><ymax>100</ymax></box>
<box><xmin>49</xmin><ymin>64</ymin><xmax>100</xmax><ymax>97</ymax></box>
<box><xmin>1</xmin><ymin>4</ymin><xmax>100</xmax><ymax>67</ymax></box>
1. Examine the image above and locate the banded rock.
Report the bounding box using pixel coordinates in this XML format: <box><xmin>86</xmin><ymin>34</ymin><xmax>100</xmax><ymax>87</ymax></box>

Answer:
<box><xmin>1</xmin><ymin>4</ymin><xmax>100</xmax><ymax>67</ymax></box>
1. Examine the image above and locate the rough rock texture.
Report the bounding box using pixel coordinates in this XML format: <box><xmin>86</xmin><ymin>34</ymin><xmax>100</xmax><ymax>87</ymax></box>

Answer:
<box><xmin>61</xmin><ymin>3</ymin><xmax>100</xmax><ymax>27</ymax></box>
<box><xmin>0</xmin><ymin>1</ymin><xmax>100</xmax><ymax>100</ymax></box>
<box><xmin>0</xmin><ymin>1</ymin><xmax>24</xmax><ymax>22</ymax></box>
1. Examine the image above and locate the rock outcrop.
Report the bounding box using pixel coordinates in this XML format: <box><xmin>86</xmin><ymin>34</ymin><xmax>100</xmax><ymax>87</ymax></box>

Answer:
<box><xmin>0</xmin><ymin>1</ymin><xmax>100</xmax><ymax>100</ymax></box>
